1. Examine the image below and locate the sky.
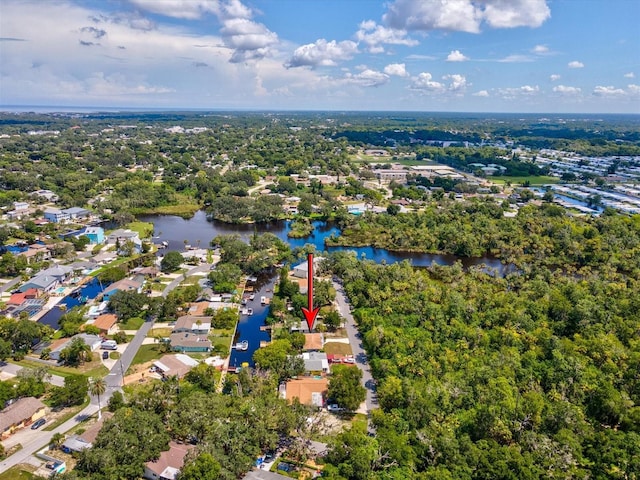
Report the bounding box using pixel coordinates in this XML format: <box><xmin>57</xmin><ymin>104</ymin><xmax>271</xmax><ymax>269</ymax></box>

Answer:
<box><xmin>1</xmin><ymin>0</ymin><xmax>639</xmax><ymax>113</ymax></box>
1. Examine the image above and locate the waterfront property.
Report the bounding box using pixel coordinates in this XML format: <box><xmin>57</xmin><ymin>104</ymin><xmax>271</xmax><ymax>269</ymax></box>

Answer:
<box><xmin>169</xmin><ymin>332</ymin><xmax>211</xmax><ymax>353</ymax></box>
<box><xmin>173</xmin><ymin>315</ymin><xmax>212</xmax><ymax>334</ymax></box>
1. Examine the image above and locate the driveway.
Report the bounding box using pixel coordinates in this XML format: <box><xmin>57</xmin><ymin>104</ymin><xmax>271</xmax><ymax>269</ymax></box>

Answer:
<box><xmin>0</xmin><ymin>362</ymin><xmax>65</xmax><ymax>387</ymax></box>
<box><xmin>332</xmin><ymin>281</ymin><xmax>378</xmax><ymax>414</ymax></box>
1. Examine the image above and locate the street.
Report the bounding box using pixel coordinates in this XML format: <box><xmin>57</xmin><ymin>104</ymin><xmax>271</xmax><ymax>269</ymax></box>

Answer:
<box><xmin>332</xmin><ymin>281</ymin><xmax>378</xmax><ymax>414</ymax></box>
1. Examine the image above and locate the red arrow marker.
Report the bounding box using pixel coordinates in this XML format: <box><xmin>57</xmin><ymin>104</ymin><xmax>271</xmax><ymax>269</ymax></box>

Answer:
<box><xmin>301</xmin><ymin>253</ymin><xmax>320</xmax><ymax>332</ymax></box>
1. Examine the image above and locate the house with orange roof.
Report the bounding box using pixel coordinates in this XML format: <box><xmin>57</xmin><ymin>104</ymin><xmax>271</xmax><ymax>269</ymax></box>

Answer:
<box><xmin>281</xmin><ymin>377</ymin><xmax>328</xmax><ymax>408</ymax></box>
<box><xmin>92</xmin><ymin>314</ymin><xmax>118</xmax><ymax>336</ymax></box>
<box><xmin>303</xmin><ymin>333</ymin><xmax>324</xmax><ymax>351</ymax></box>
<box><xmin>143</xmin><ymin>441</ymin><xmax>194</xmax><ymax>480</ymax></box>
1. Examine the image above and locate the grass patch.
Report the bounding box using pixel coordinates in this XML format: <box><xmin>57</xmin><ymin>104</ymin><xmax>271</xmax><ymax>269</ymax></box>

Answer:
<box><xmin>351</xmin><ymin>413</ymin><xmax>369</xmax><ymax>430</ymax></box>
<box><xmin>148</xmin><ymin>327</ymin><xmax>172</xmax><ymax>338</ymax></box>
<box><xmin>14</xmin><ymin>357</ymin><xmax>108</xmax><ymax>379</ymax></box>
<box><xmin>130</xmin><ymin>344</ymin><xmax>164</xmax><ymax>367</ymax></box>
<box><xmin>323</xmin><ymin>342</ymin><xmax>353</xmax><ymax>356</ymax></box>
<box><xmin>124</xmin><ymin>221</ymin><xmax>154</xmax><ymax>238</ymax></box>
<box><xmin>119</xmin><ymin>317</ymin><xmax>144</xmax><ymax>330</ymax></box>
<box><xmin>43</xmin><ymin>397</ymin><xmax>91</xmax><ymax>431</ymax></box>
<box><xmin>0</xmin><ymin>466</ymin><xmax>36</xmax><ymax>480</ymax></box>
<box><xmin>487</xmin><ymin>175</ymin><xmax>560</xmax><ymax>186</ymax></box>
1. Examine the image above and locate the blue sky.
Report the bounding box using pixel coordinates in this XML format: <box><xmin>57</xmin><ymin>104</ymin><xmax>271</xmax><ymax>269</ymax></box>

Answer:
<box><xmin>1</xmin><ymin>0</ymin><xmax>639</xmax><ymax>113</ymax></box>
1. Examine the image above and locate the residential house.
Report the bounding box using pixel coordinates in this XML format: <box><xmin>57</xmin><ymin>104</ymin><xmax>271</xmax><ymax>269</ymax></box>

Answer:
<box><xmin>169</xmin><ymin>332</ymin><xmax>211</xmax><ymax>353</ymax></box>
<box><xmin>18</xmin><ymin>265</ymin><xmax>73</xmax><ymax>293</ymax></box>
<box><xmin>301</xmin><ymin>352</ymin><xmax>329</xmax><ymax>375</ymax></box>
<box><xmin>185</xmin><ymin>301</ymin><xmax>211</xmax><ymax>316</ymax></box>
<box><xmin>151</xmin><ymin>354</ymin><xmax>199</xmax><ymax>379</ymax></box>
<box><xmin>143</xmin><ymin>441</ymin><xmax>194</xmax><ymax>480</ymax></box>
<box><xmin>0</xmin><ymin>397</ymin><xmax>46</xmax><ymax>439</ymax></box>
<box><xmin>43</xmin><ymin>207</ymin><xmax>70</xmax><ymax>224</ymax></box>
<box><xmin>7</xmin><ymin>288</ymin><xmax>40</xmax><ymax>306</ymax></box>
<box><xmin>173</xmin><ymin>315</ymin><xmax>212</xmax><ymax>335</ymax></box>
<box><xmin>292</xmin><ymin>256</ymin><xmax>325</xmax><ymax>279</ymax></box>
<box><xmin>31</xmin><ymin>189</ymin><xmax>59</xmax><ymax>202</ymax></box>
<box><xmin>62</xmin><ymin>207</ymin><xmax>91</xmax><ymax>220</ymax></box>
<box><xmin>106</xmin><ymin>229</ymin><xmax>141</xmax><ymax>246</ymax></box>
<box><xmin>102</xmin><ymin>278</ymin><xmax>144</xmax><ymax>302</ymax></box>
<box><xmin>61</xmin><ymin>412</ymin><xmax>113</xmax><ymax>453</ymax></box>
<box><xmin>281</xmin><ymin>377</ymin><xmax>328</xmax><ymax>408</ymax></box>
<box><xmin>81</xmin><ymin>226</ymin><xmax>105</xmax><ymax>245</ymax></box>
<box><xmin>92</xmin><ymin>314</ymin><xmax>118</xmax><ymax>336</ymax></box>
<box><xmin>18</xmin><ymin>244</ymin><xmax>51</xmax><ymax>264</ymax></box>
<box><xmin>61</xmin><ymin>435</ymin><xmax>92</xmax><ymax>453</ymax></box>
<box><xmin>93</xmin><ymin>251</ymin><xmax>118</xmax><ymax>265</ymax></box>
<box><xmin>49</xmin><ymin>334</ymin><xmax>102</xmax><ymax>362</ymax></box>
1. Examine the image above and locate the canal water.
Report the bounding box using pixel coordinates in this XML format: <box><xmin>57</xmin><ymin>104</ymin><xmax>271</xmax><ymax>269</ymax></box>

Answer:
<box><xmin>139</xmin><ymin>211</ymin><xmax>509</xmax><ymax>367</ymax></box>
<box><xmin>38</xmin><ymin>278</ymin><xmax>107</xmax><ymax>329</ymax></box>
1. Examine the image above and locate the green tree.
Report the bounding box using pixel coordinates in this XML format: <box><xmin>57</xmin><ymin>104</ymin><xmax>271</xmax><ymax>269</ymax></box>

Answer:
<box><xmin>161</xmin><ymin>250</ymin><xmax>184</xmax><ymax>272</ymax></box>
<box><xmin>89</xmin><ymin>377</ymin><xmax>107</xmax><ymax>420</ymax></box>
<box><xmin>50</xmin><ymin>375</ymin><xmax>89</xmax><ymax>408</ymax></box>
<box><xmin>107</xmin><ymin>391</ymin><xmax>125</xmax><ymax>412</ymax></box>
<box><xmin>59</xmin><ymin>337</ymin><xmax>92</xmax><ymax>366</ymax></box>
<box><xmin>178</xmin><ymin>453</ymin><xmax>221</xmax><ymax>480</ymax></box>
<box><xmin>328</xmin><ymin>365</ymin><xmax>366</xmax><ymax>412</ymax></box>
<box><xmin>108</xmin><ymin>290</ymin><xmax>147</xmax><ymax>321</ymax></box>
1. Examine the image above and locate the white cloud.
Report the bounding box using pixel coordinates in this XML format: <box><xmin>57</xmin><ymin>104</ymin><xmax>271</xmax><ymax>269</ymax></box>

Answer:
<box><xmin>127</xmin><ymin>0</ymin><xmax>221</xmax><ymax>19</ymax></box>
<box><xmin>344</xmin><ymin>68</ymin><xmax>390</xmax><ymax>87</ymax></box>
<box><xmin>593</xmin><ymin>85</ymin><xmax>626</xmax><ymax>97</ymax></box>
<box><xmin>410</xmin><ymin>72</ymin><xmax>446</xmax><ymax>92</ymax></box>
<box><xmin>498</xmin><ymin>85</ymin><xmax>539</xmax><ymax>99</ymax></box>
<box><xmin>473</xmin><ymin>90</ymin><xmax>489</xmax><ymax>97</ymax></box>
<box><xmin>410</xmin><ymin>72</ymin><xmax>467</xmax><ymax>94</ymax></box>
<box><xmin>552</xmin><ymin>85</ymin><xmax>581</xmax><ymax>95</ymax></box>
<box><xmin>286</xmin><ymin>39</ymin><xmax>358</xmax><ymax>68</ymax></box>
<box><xmin>355</xmin><ymin>20</ymin><xmax>418</xmax><ymax>53</ymax></box>
<box><xmin>220</xmin><ymin>17</ymin><xmax>278</xmax><ymax>63</ymax></box>
<box><xmin>627</xmin><ymin>84</ymin><xmax>640</xmax><ymax>95</ymax></box>
<box><xmin>446</xmin><ymin>50</ymin><xmax>469</xmax><ymax>62</ymax></box>
<box><xmin>444</xmin><ymin>74</ymin><xmax>468</xmax><ymax>93</ymax></box>
<box><xmin>624</xmin><ymin>72</ymin><xmax>635</xmax><ymax>78</ymax></box>
<box><xmin>568</xmin><ymin>60</ymin><xmax>584</xmax><ymax>68</ymax></box>
<box><xmin>383</xmin><ymin>0</ymin><xmax>550</xmax><ymax>34</ymax></box>
<box><xmin>531</xmin><ymin>44</ymin><xmax>549</xmax><ymax>54</ymax></box>
<box><xmin>550</xmin><ymin>74</ymin><xmax>561</xmax><ymax>81</ymax></box>
<box><xmin>383</xmin><ymin>63</ymin><xmax>409</xmax><ymax>77</ymax></box>
<box><xmin>406</xmin><ymin>54</ymin><xmax>437</xmax><ymax>60</ymax></box>
<box><xmin>498</xmin><ymin>54</ymin><xmax>534</xmax><ymax>63</ymax></box>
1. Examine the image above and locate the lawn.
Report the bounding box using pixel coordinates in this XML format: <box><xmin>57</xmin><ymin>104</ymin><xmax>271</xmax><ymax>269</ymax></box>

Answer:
<box><xmin>119</xmin><ymin>317</ymin><xmax>144</xmax><ymax>330</ymax></box>
<box><xmin>16</xmin><ymin>357</ymin><xmax>108</xmax><ymax>379</ymax></box>
<box><xmin>130</xmin><ymin>344</ymin><xmax>164</xmax><ymax>367</ymax></box>
<box><xmin>124</xmin><ymin>221</ymin><xmax>154</xmax><ymax>238</ymax></box>
<box><xmin>148</xmin><ymin>327</ymin><xmax>172</xmax><ymax>338</ymax></box>
<box><xmin>487</xmin><ymin>175</ymin><xmax>560</xmax><ymax>186</ymax></box>
<box><xmin>0</xmin><ymin>466</ymin><xmax>37</xmax><ymax>480</ymax></box>
<box><xmin>323</xmin><ymin>342</ymin><xmax>353</xmax><ymax>356</ymax></box>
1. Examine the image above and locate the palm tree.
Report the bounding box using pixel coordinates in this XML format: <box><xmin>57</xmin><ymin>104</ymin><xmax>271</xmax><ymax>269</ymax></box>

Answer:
<box><xmin>89</xmin><ymin>377</ymin><xmax>107</xmax><ymax>420</ymax></box>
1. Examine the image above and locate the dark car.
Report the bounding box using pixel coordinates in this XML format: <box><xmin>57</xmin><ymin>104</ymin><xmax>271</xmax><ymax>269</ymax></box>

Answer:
<box><xmin>102</xmin><ymin>351</ymin><xmax>109</xmax><ymax>360</ymax></box>
<box><xmin>31</xmin><ymin>418</ymin><xmax>46</xmax><ymax>429</ymax></box>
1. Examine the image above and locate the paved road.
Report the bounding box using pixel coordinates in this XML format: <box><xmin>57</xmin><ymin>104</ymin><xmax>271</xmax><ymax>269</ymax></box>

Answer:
<box><xmin>0</xmin><ymin>277</ymin><xmax>21</xmax><ymax>294</ymax></box>
<box><xmin>332</xmin><ymin>280</ymin><xmax>378</xmax><ymax>414</ymax></box>
<box><xmin>162</xmin><ymin>263</ymin><xmax>211</xmax><ymax>298</ymax></box>
<box><xmin>0</xmin><ymin>362</ymin><xmax>65</xmax><ymax>387</ymax></box>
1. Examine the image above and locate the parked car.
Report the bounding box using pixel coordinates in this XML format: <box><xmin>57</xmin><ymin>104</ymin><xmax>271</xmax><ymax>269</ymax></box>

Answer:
<box><xmin>327</xmin><ymin>404</ymin><xmax>345</xmax><ymax>412</ymax></box>
<box><xmin>102</xmin><ymin>351</ymin><xmax>109</xmax><ymax>360</ymax></box>
<box><xmin>31</xmin><ymin>418</ymin><xmax>46</xmax><ymax>429</ymax></box>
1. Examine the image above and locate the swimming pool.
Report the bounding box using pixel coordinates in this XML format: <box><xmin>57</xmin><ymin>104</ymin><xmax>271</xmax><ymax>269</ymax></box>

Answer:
<box><xmin>53</xmin><ymin>287</ymin><xmax>66</xmax><ymax>295</ymax></box>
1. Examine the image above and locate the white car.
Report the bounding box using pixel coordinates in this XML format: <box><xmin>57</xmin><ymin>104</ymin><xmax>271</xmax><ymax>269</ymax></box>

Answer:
<box><xmin>327</xmin><ymin>404</ymin><xmax>344</xmax><ymax>412</ymax></box>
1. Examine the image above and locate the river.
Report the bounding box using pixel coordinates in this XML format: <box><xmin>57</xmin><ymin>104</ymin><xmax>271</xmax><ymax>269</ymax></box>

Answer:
<box><xmin>38</xmin><ymin>278</ymin><xmax>107</xmax><ymax>329</ymax></box>
<box><xmin>138</xmin><ymin>210</ymin><xmax>505</xmax><ymax>270</ymax></box>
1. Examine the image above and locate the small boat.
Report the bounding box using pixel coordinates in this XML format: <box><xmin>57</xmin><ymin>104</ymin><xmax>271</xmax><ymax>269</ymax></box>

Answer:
<box><xmin>260</xmin><ymin>296</ymin><xmax>266</xmax><ymax>305</ymax></box>
<box><xmin>247</xmin><ymin>308</ymin><xmax>253</xmax><ymax>316</ymax></box>
<box><xmin>241</xmin><ymin>308</ymin><xmax>249</xmax><ymax>315</ymax></box>
<box><xmin>233</xmin><ymin>340</ymin><xmax>249</xmax><ymax>351</ymax></box>
<box><xmin>242</xmin><ymin>298</ymin><xmax>247</xmax><ymax>305</ymax></box>
<box><xmin>249</xmin><ymin>294</ymin><xmax>255</xmax><ymax>301</ymax></box>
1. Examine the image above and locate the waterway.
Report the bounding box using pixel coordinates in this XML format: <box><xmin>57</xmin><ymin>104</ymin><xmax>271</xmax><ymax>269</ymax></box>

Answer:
<box><xmin>138</xmin><ymin>210</ymin><xmax>505</xmax><ymax>270</ymax></box>
<box><xmin>138</xmin><ymin>211</ymin><xmax>509</xmax><ymax>367</ymax></box>
<box><xmin>38</xmin><ymin>278</ymin><xmax>107</xmax><ymax>329</ymax></box>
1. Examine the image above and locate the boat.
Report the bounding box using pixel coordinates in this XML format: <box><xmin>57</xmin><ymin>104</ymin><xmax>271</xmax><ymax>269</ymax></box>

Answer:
<box><xmin>260</xmin><ymin>296</ymin><xmax>266</xmax><ymax>305</ymax></box>
<box><xmin>242</xmin><ymin>298</ymin><xmax>247</xmax><ymax>305</ymax></box>
<box><xmin>249</xmin><ymin>294</ymin><xmax>255</xmax><ymax>301</ymax></box>
<box><xmin>233</xmin><ymin>340</ymin><xmax>249</xmax><ymax>351</ymax></box>
<box><xmin>241</xmin><ymin>308</ymin><xmax>249</xmax><ymax>315</ymax></box>
<box><xmin>247</xmin><ymin>308</ymin><xmax>253</xmax><ymax>316</ymax></box>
